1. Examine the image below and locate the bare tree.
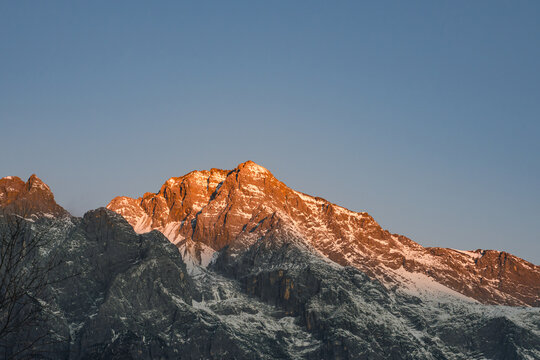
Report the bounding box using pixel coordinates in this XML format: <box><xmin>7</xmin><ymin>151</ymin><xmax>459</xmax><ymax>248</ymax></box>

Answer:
<box><xmin>0</xmin><ymin>207</ymin><xmax>70</xmax><ymax>359</ymax></box>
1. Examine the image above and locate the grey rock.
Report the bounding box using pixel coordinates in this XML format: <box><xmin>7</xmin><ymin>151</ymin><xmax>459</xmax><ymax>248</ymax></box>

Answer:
<box><xmin>2</xmin><ymin>209</ymin><xmax>539</xmax><ymax>359</ymax></box>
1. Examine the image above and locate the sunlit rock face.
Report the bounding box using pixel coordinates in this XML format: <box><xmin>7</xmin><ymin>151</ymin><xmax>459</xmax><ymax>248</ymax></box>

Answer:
<box><xmin>107</xmin><ymin>161</ymin><xmax>540</xmax><ymax>307</ymax></box>
<box><xmin>0</xmin><ymin>174</ymin><xmax>69</xmax><ymax>217</ymax></box>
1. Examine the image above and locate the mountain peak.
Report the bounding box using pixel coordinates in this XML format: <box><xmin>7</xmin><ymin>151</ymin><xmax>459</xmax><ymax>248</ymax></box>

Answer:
<box><xmin>107</xmin><ymin>163</ymin><xmax>540</xmax><ymax>307</ymax></box>
<box><xmin>26</xmin><ymin>174</ymin><xmax>51</xmax><ymax>192</ymax></box>
<box><xmin>236</xmin><ymin>160</ymin><xmax>270</xmax><ymax>175</ymax></box>
<box><xmin>0</xmin><ymin>174</ymin><xmax>68</xmax><ymax>217</ymax></box>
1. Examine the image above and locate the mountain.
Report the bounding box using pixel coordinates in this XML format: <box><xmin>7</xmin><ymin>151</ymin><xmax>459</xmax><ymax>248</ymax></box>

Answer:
<box><xmin>0</xmin><ymin>174</ymin><xmax>68</xmax><ymax>217</ymax></box>
<box><xmin>1</xmin><ymin>169</ymin><xmax>539</xmax><ymax>359</ymax></box>
<box><xmin>107</xmin><ymin>161</ymin><xmax>540</xmax><ymax>307</ymax></box>
<box><xmin>2</xmin><ymin>208</ymin><xmax>321</xmax><ymax>359</ymax></box>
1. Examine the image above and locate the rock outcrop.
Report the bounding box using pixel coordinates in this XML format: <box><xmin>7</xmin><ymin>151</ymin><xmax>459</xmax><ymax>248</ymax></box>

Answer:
<box><xmin>0</xmin><ymin>175</ymin><xmax>68</xmax><ymax>217</ymax></box>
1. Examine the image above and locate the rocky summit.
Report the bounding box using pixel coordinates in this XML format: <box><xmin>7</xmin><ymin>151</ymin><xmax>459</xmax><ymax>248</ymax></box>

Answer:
<box><xmin>0</xmin><ymin>175</ymin><xmax>68</xmax><ymax>217</ymax></box>
<box><xmin>1</xmin><ymin>165</ymin><xmax>539</xmax><ymax>359</ymax></box>
<box><xmin>107</xmin><ymin>161</ymin><xmax>540</xmax><ymax>307</ymax></box>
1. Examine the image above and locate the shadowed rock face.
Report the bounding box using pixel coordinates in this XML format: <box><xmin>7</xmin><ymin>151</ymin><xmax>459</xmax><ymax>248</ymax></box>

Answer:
<box><xmin>0</xmin><ymin>175</ymin><xmax>68</xmax><ymax>217</ymax></box>
<box><xmin>2</xmin><ymin>209</ymin><xmax>326</xmax><ymax>359</ymax></box>
<box><xmin>107</xmin><ymin>161</ymin><xmax>540</xmax><ymax>307</ymax></box>
<box><xmin>212</xmin><ymin>229</ymin><xmax>540</xmax><ymax>360</ymax></box>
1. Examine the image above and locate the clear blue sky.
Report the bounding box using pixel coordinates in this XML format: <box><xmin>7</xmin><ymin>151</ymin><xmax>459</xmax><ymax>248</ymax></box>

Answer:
<box><xmin>1</xmin><ymin>1</ymin><xmax>539</xmax><ymax>263</ymax></box>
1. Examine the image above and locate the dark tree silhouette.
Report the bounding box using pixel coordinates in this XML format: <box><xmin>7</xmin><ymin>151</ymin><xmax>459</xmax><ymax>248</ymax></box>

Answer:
<box><xmin>0</xmin><ymin>208</ymin><xmax>70</xmax><ymax>359</ymax></box>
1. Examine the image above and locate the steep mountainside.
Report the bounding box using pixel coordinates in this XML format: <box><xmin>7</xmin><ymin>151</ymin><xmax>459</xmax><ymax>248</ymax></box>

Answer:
<box><xmin>1</xmin><ymin>207</ymin><xmax>539</xmax><ymax>359</ymax></box>
<box><xmin>1</xmin><ymin>173</ymin><xmax>539</xmax><ymax>359</ymax></box>
<box><xmin>107</xmin><ymin>161</ymin><xmax>540</xmax><ymax>307</ymax></box>
<box><xmin>1</xmin><ymin>209</ymin><xmax>327</xmax><ymax>359</ymax></box>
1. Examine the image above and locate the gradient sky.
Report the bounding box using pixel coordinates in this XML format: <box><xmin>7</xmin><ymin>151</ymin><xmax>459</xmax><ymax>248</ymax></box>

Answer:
<box><xmin>1</xmin><ymin>1</ymin><xmax>539</xmax><ymax>263</ymax></box>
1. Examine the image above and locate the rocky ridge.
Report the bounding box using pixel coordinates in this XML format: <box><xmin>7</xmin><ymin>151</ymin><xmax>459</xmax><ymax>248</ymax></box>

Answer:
<box><xmin>107</xmin><ymin>161</ymin><xmax>540</xmax><ymax>307</ymax></box>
